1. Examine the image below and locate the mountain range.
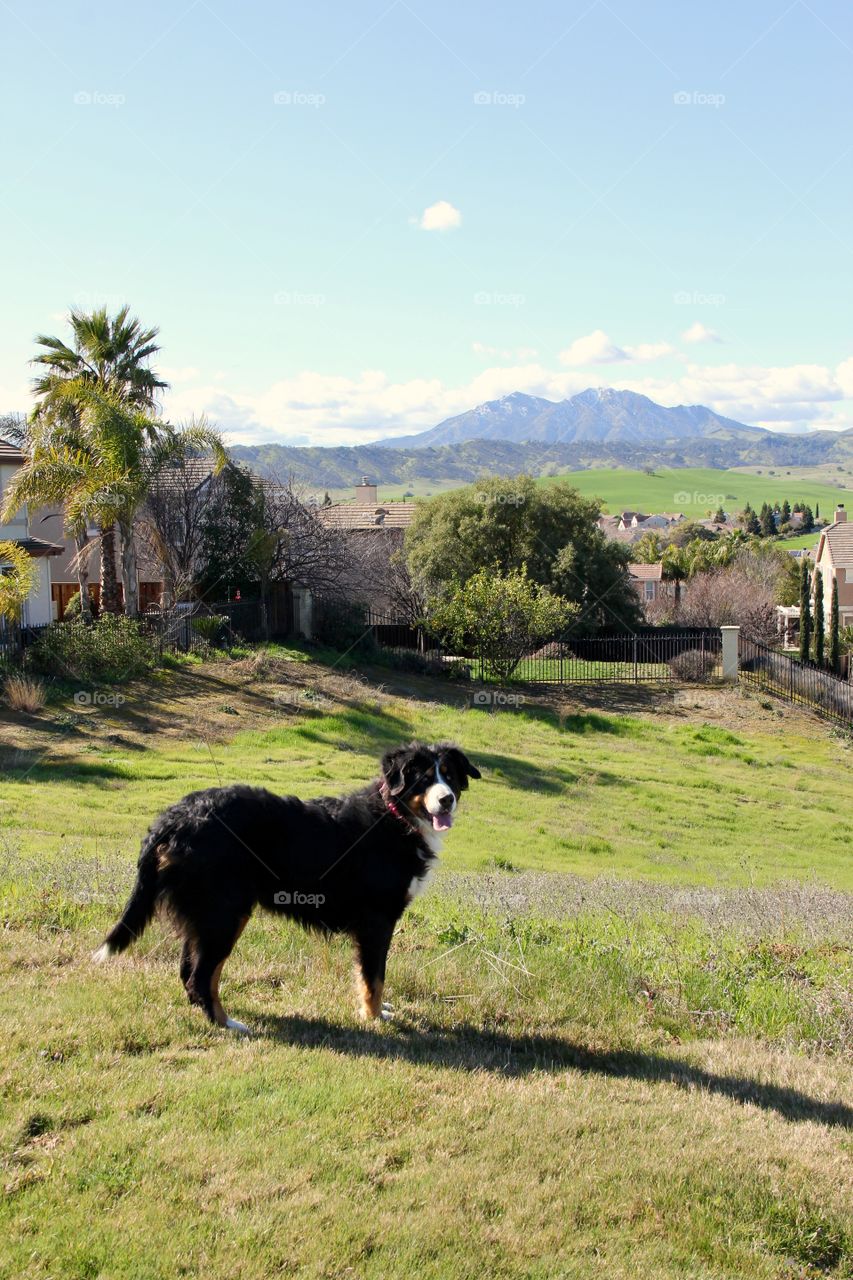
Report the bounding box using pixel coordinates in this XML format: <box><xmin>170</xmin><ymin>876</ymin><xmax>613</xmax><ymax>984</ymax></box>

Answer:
<box><xmin>231</xmin><ymin>387</ymin><xmax>853</xmax><ymax>488</ymax></box>
<box><xmin>375</xmin><ymin>388</ymin><xmax>768</xmax><ymax>449</ymax></box>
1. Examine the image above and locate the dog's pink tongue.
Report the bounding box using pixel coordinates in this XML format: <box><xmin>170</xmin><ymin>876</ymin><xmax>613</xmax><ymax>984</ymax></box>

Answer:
<box><xmin>432</xmin><ymin>812</ymin><xmax>453</xmax><ymax>831</ymax></box>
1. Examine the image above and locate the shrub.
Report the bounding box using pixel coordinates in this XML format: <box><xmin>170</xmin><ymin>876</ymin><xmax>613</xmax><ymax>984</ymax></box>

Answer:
<box><xmin>3</xmin><ymin>673</ymin><xmax>46</xmax><ymax>713</ymax></box>
<box><xmin>27</xmin><ymin>616</ymin><xmax>156</xmax><ymax>684</ymax></box>
<box><xmin>668</xmin><ymin>648</ymin><xmax>717</xmax><ymax>683</ymax></box>
<box><xmin>191</xmin><ymin>614</ymin><xmax>228</xmax><ymax>645</ymax></box>
<box><xmin>426</xmin><ymin>567</ymin><xmax>577</xmax><ymax>681</ymax></box>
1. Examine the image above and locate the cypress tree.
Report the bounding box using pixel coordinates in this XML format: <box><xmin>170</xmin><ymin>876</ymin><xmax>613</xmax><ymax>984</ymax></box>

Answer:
<box><xmin>815</xmin><ymin>501</ymin><xmax>820</xmax><ymax>521</ymax></box>
<box><xmin>799</xmin><ymin>560</ymin><xmax>812</xmax><ymax>664</ymax></box>
<box><xmin>814</xmin><ymin>570</ymin><xmax>825</xmax><ymax>666</ymax></box>
<box><xmin>781</xmin><ymin>499</ymin><xmax>791</xmax><ymax>523</ymax></box>
<box><xmin>829</xmin><ymin>575</ymin><xmax>840</xmax><ymax>675</ymax></box>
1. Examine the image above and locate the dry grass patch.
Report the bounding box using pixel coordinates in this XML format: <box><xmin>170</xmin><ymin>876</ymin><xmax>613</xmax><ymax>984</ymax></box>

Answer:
<box><xmin>3</xmin><ymin>672</ymin><xmax>47</xmax><ymax>715</ymax></box>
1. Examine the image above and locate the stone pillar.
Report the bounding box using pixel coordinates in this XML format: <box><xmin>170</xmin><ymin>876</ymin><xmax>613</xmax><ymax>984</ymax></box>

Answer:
<box><xmin>720</xmin><ymin>625</ymin><xmax>740</xmax><ymax>680</ymax></box>
<box><xmin>292</xmin><ymin>585</ymin><xmax>313</xmax><ymax>640</ymax></box>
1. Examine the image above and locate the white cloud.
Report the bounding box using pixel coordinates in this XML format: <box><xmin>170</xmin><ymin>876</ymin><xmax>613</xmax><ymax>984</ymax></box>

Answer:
<box><xmin>156</xmin><ymin>353</ymin><xmax>853</xmax><ymax>445</ymax></box>
<box><xmin>559</xmin><ymin>330</ymin><xmax>674</xmax><ymax>366</ymax></box>
<box><xmin>560</xmin><ymin>329</ymin><xmax>626</xmax><ymax>365</ymax></box>
<box><xmin>418</xmin><ymin>200</ymin><xmax>462</xmax><ymax>231</ymax></box>
<box><xmin>682</xmin><ymin>321</ymin><xmax>721</xmax><ymax>344</ymax></box>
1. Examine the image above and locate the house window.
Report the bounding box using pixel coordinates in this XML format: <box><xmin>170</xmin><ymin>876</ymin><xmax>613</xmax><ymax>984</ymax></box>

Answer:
<box><xmin>644</xmin><ymin>581</ymin><xmax>656</xmax><ymax>601</ymax></box>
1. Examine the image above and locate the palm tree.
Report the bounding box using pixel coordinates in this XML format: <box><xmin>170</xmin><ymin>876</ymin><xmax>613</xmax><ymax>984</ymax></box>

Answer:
<box><xmin>54</xmin><ymin>383</ymin><xmax>226</xmax><ymax>617</ymax></box>
<box><xmin>661</xmin><ymin>544</ymin><xmax>689</xmax><ymax>604</ymax></box>
<box><xmin>30</xmin><ymin>306</ymin><xmax>168</xmax><ymax>613</ymax></box>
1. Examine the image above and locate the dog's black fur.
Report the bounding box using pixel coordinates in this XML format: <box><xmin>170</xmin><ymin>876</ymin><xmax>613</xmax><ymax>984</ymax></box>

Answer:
<box><xmin>95</xmin><ymin>741</ymin><xmax>480</xmax><ymax>1029</ymax></box>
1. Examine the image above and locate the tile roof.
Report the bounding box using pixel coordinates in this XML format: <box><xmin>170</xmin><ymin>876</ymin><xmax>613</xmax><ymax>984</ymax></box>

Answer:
<box><xmin>818</xmin><ymin>519</ymin><xmax>853</xmax><ymax>569</ymax></box>
<box><xmin>628</xmin><ymin>562</ymin><xmax>664</xmax><ymax>581</ymax></box>
<box><xmin>317</xmin><ymin>502</ymin><xmax>418</xmax><ymax>530</ymax></box>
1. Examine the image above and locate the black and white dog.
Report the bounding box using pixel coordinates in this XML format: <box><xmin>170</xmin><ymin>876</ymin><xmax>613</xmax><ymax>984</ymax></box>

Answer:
<box><xmin>94</xmin><ymin>742</ymin><xmax>480</xmax><ymax>1031</ymax></box>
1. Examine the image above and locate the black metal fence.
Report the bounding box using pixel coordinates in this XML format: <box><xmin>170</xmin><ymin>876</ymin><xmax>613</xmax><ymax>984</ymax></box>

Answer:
<box><xmin>361</xmin><ymin>610</ymin><xmax>722</xmax><ymax>685</ymax></box>
<box><xmin>739</xmin><ymin>635</ymin><xmax>853</xmax><ymax>725</ymax></box>
<box><xmin>481</xmin><ymin>630</ymin><xmax>722</xmax><ymax>685</ymax></box>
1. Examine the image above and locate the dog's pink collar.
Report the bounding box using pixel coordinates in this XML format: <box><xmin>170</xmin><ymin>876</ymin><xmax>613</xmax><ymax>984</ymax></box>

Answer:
<box><xmin>379</xmin><ymin>784</ymin><xmax>419</xmax><ymax>834</ymax></box>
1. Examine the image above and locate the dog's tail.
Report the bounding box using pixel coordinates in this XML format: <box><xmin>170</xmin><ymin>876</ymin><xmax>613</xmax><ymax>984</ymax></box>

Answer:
<box><xmin>93</xmin><ymin>832</ymin><xmax>162</xmax><ymax>962</ymax></box>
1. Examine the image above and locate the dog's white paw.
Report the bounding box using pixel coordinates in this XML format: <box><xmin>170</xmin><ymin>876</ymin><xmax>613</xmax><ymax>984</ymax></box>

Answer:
<box><xmin>225</xmin><ymin>1017</ymin><xmax>250</xmax><ymax>1035</ymax></box>
<box><xmin>380</xmin><ymin>1004</ymin><xmax>394</xmax><ymax>1022</ymax></box>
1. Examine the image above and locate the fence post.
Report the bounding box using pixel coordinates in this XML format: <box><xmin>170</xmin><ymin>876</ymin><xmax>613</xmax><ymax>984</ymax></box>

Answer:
<box><xmin>720</xmin><ymin>626</ymin><xmax>740</xmax><ymax>681</ymax></box>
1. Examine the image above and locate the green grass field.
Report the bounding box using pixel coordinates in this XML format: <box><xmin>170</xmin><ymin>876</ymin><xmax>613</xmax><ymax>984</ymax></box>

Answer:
<box><xmin>1</xmin><ymin>654</ymin><xmax>851</xmax><ymax>1279</ymax></box>
<box><xmin>535</xmin><ymin>466</ymin><xmax>852</xmax><ymax>519</ymax></box>
<box><xmin>338</xmin><ymin>465</ymin><xmax>850</xmax><ymax>525</ymax></box>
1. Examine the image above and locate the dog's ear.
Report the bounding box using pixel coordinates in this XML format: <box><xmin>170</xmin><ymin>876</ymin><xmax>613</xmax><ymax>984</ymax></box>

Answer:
<box><xmin>381</xmin><ymin>746</ymin><xmax>416</xmax><ymax>796</ymax></box>
<box><xmin>443</xmin><ymin>746</ymin><xmax>482</xmax><ymax>788</ymax></box>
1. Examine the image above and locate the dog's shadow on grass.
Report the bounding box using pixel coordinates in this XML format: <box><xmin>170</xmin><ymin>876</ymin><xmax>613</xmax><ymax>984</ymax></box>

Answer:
<box><xmin>258</xmin><ymin>1013</ymin><xmax>852</xmax><ymax>1131</ymax></box>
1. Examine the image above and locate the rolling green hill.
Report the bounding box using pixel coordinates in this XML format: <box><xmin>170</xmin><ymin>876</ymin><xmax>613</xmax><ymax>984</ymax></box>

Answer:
<box><xmin>535</xmin><ymin>466</ymin><xmax>852</xmax><ymax>519</ymax></box>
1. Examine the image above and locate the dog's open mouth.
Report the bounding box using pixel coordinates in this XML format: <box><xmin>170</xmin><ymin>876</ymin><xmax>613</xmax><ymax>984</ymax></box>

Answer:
<box><xmin>431</xmin><ymin>812</ymin><xmax>453</xmax><ymax>831</ymax></box>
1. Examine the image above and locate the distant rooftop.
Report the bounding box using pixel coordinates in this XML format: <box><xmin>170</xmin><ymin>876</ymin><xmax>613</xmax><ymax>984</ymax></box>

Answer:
<box><xmin>318</xmin><ymin>502</ymin><xmax>417</xmax><ymax>530</ymax></box>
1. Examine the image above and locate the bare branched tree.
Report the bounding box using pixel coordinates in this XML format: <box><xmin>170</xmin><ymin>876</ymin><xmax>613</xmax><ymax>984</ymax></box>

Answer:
<box><xmin>260</xmin><ymin>475</ymin><xmax>351</xmax><ymax>598</ymax></box>
<box><xmin>138</xmin><ymin>457</ymin><xmax>223</xmax><ymax>605</ymax></box>
<box><xmin>341</xmin><ymin>530</ymin><xmax>426</xmax><ymax>621</ymax></box>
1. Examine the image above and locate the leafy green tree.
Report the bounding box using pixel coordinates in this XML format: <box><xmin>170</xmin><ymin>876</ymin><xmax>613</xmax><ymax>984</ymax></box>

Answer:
<box><xmin>713</xmin><ymin>505</ymin><xmax>726</xmax><ymax>523</ymax></box>
<box><xmin>632</xmin><ymin>531</ymin><xmax>662</xmax><ymax>563</ymax></box>
<box><xmin>814</xmin><ymin>568</ymin><xmax>825</xmax><ymax>666</ymax></box>
<box><xmin>759</xmin><ymin>503</ymin><xmax>776</xmax><ymax>537</ymax></box>
<box><xmin>799</xmin><ymin>560</ymin><xmax>812</xmax><ymax>664</ymax></box>
<box><xmin>780</xmin><ymin>499</ymin><xmax>791</xmax><ymax>523</ymax></box>
<box><xmin>406</xmin><ymin>476</ymin><xmax>640</xmax><ymax>634</ymax></box>
<box><xmin>0</xmin><ymin>540</ymin><xmax>39</xmax><ymax>624</ymax></box>
<box><xmin>198</xmin><ymin>465</ymin><xmax>267</xmax><ymax>600</ymax></box>
<box><xmin>801</xmin><ymin>505</ymin><xmax>815</xmax><ymax>533</ymax></box>
<box><xmin>739</xmin><ymin>504</ymin><xmax>761</xmax><ymax>536</ymax></box>
<box><xmin>426</xmin><ymin>567</ymin><xmax>577</xmax><ymax>681</ymax></box>
<box><xmin>829</xmin><ymin>575</ymin><xmax>840</xmax><ymax>675</ymax></box>
<box><xmin>30</xmin><ymin>306</ymin><xmax>167</xmax><ymax>613</ymax></box>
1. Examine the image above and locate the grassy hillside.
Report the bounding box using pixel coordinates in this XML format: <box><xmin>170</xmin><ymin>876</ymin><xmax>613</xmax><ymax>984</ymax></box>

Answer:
<box><xmin>1</xmin><ymin>654</ymin><xmax>851</xmax><ymax>1279</ymax></box>
<box><xmin>331</xmin><ymin>465</ymin><xmax>851</xmax><ymax>518</ymax></box>
<box><xmin>536</xmin><ymin>466</ymin><xmax>852</xmax><ymax>519</ymax></box>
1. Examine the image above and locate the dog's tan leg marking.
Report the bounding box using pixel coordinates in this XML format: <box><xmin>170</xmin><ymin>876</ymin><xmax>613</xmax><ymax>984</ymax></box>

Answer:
<box><xmin>209</xmin><ymin>915</ymin><xmax>250</xmax><ymax>1030</ymax></box>
<box><xmin>357</xmin><ymin>972</ymin><xmax>385</xmax><ymax>1020</ymax></box>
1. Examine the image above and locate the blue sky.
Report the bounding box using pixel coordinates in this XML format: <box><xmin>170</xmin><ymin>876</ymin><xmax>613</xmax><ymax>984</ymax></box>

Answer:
<box><xmin>2</xmin><ymin>0</ymin><xmax>852</xmax><ymax>443</ymax></box>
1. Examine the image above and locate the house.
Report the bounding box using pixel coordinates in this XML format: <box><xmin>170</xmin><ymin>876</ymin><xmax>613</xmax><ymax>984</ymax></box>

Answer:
<box><xmin>628</xmin><ymin>562</ymin><xmax>668</xmax><ymax>604</ymax></box>
<box><xmin>599</xmin><ymin>511</ymin><xmax>684</xmax><ymax>545</ymax></box>
<box><xmin>40</xmin><ymin>456</ymin><xmax>223</xmax><ymax>618</ymax></box>
<box><xmin>317</xmin><ymin>478</ymin><xmax>417</xmax><ymax>535</ymax></box>
<box><xmin>813</xmin><ymin>504</ymin><xmax>853</xmax><ymax>631</ymax></box>
<box><xmin>0</xmin><ymin>438</ymin><xmax>63</xmax><ymax>625</ymax></box>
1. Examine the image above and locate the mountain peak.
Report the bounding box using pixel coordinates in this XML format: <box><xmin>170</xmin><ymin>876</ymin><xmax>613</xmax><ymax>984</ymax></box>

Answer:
<box><xmin>375</xmin><ymin>387</ymin><xmax>765</xmax><ymax>449</ymax></box>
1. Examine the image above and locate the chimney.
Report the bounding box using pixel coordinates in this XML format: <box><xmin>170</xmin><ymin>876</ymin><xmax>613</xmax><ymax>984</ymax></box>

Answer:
<box><xmin>355</xmin><ymin>476</ymin><xmax>377</xmax><ymax>504</ymax></box>
<box><xmin>834</xmin><ymin>504</ymin><xmax>847</xmax><ymax>524</ymax></box>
